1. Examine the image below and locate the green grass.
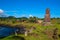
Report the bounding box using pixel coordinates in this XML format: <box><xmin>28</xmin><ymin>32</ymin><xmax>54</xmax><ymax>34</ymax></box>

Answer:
<box><xmin>0</xmin><ymin>22</ymin><xmax>60</xmax><ymax>40</ymax></box>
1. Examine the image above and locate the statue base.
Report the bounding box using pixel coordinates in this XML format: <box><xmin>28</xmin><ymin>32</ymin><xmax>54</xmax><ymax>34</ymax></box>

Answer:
<box><xmin>43</xmin><ymin>22</ymin><xmax>52</xmax><ymax>26</ymax></box>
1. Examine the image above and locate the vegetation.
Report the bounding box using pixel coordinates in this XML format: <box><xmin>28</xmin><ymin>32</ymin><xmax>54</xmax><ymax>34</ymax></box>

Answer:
<box><xmin>0</xmin><ymin>16</ymin><xmax>60</xmax><ymax>40</ymax></box>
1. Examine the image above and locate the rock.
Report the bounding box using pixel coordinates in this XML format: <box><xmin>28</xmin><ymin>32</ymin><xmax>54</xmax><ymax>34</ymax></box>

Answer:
<box><xmin>25</xmin><ymin>31</ymin><xmax>28</xmax><ymax>36</ymax></box>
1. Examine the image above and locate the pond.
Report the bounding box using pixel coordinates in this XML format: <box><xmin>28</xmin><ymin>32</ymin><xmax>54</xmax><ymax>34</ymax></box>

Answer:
<box><xmin>0</xmin><ymin>26</ymin><xmax>25</xmax><ymax>38</ymax></box>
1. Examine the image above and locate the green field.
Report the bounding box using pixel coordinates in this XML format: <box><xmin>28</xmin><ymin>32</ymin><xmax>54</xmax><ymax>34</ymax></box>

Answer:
<box><xmin>0</xmin><ymin>17</ymin><xmax>60</xmax><ymax>40</ymax></box>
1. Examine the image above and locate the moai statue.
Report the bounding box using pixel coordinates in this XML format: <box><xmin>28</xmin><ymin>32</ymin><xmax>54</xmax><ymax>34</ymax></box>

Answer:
<box><xmin>43</xmin><ymin>8</ymin><xmax>51</xmax><ymax>26</ymax></box>
<box><xmin>44</xmin><ymin>8</ymin><xmax>50</xmax><ymax>22</ymax></box>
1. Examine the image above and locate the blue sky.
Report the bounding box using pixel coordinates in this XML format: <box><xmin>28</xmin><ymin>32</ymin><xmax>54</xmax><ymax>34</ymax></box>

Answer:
<box><xmin>0</xmin><ymin>0</ymin><xmax>60</xmax><ymax>18</ymax></box>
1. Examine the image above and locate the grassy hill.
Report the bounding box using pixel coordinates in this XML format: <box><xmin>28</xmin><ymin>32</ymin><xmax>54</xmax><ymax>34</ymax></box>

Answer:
<box><xmin>0</xmin><ymin>22</ymin><xmax>60</xmax><ymax>40</ymax></box>
<box><xmin>0</xmin><ymin>17</ymin><xmax>60</xmax><ymax>40</ymax></box>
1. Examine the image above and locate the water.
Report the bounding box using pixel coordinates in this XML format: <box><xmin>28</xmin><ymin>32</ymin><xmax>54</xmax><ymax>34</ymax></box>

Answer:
<box><xmin>0</xmin><ymin>27</ymin><xmax>15</xmax><ymax>37</ymax></box>
<box><xmin>0</xmin><ymin>26</ymin><xmax>25</xmax><ymax>38</ymax></box>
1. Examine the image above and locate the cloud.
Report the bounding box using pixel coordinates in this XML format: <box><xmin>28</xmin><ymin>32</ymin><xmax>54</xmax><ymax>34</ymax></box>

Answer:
<box><xmin>0</xmin><ymin>9</ymin><xmax>4</xmax><ymax>14</ymax></box>
<box><xmin>29</xmin><ymin>14</ymin><xmax>33</xmax><ymax>17</ymax></box>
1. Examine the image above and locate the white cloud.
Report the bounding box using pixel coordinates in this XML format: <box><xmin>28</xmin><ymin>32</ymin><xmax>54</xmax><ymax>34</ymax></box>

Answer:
<box><xmin>29</xmin><ymin>14</ymin><xmax>33</xmax><ymax>17</ymax></box>
<box><xmin>0</xmin><ymin>9</ymin><xmax>4</xmax><ymax>14</ymax></box>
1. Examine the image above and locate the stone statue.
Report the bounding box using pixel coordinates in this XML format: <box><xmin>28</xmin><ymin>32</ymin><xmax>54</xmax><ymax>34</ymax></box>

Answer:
<box><xmin>43</xmin><ymin>8</ymin><xmax>51</xmax><ymax>26</ymax></box>
<box><xmin>44</xmin><ymin>8</ymin><xmax>50</xmax><ymax>22</ymax></box>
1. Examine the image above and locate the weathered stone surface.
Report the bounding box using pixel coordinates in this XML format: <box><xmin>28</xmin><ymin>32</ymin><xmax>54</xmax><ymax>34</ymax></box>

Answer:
<box><xmin>43</xmin><ymin>8</ymin><xmax>51</xmax><ymax>26</ymax></box>
<box><xmin>44</xmin><ymin>8</ymin><xmax>50</xmax><ymax>22</ymax></box>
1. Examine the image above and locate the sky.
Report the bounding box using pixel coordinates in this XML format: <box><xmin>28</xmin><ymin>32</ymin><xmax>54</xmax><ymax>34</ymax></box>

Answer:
<box><xmin>0</xmin><ymin>0</ymin><xmax>60</xmax><ymax>18</ymax></box>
